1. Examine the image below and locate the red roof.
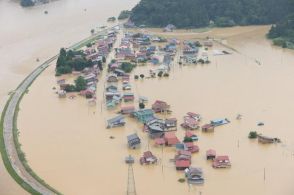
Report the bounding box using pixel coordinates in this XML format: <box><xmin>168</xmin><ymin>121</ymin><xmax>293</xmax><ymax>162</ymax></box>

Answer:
<box><xmin>185</xmin><ymin>142</ymin><xmax>194</xmax><ymax>148</ymax></box>
<box><xmin>206</xmin><ymin>149</ymin><xmax>216</xmax><ymax>156</ymax></box>
<box><xmin>175</xmin><ymin>160</ymin><xmax>190</xmax><ymax>168</ymax></box>
<box><xmin>187</xmin><ymin>112</ymin><xmax>200</xmax><ymax>118</ymax></box>
<box><xmin>121</xmin><ymin>106</ymin><xmax>135</xmax><ymax>111</ymax></box>
<box><xmin>164</xmin><ymin>132</ymin><xmax>179</xmax><ymax>145</ymax></box>
<box><xmin>185</xmin><ymin>130</ymin><xmax>195</xmax><ymax>138</ymax></box>
<box><xmin>123</xmin><ymin>96</ymin><xmax>134</xmax><ymax>100</ymax></box>
<box><xmin>215</xmin><ymin>155</ymin><xmax>229</xmax><ymax>161</ymax></box>
<box><xmin>184</xmin><ymin>117</ymin><xmax>198</xmax><ymax>125</ymax></box>
<box><xmin>177</xmin><ymin>150</ymin><xmax>191</xmax><ymax>156</ymax></box>
<box><xmin>143</xmin><ymin>151</ymin><xmax>153</xmax><ymax>158</ymax></box>
<box><xmin>164</xmin><ymin>132</ymin><xmax>176</xmax><ymax>139</ymax></box>
<box><xmin>154</xmin><ymin>138</ymin><xmax>165</xmax><ymax>145</ymax></box>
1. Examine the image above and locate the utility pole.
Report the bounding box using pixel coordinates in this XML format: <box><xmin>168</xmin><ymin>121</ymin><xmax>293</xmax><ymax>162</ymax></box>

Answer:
<box><xmin>127</xmin><ymin>164</ymin><xmax>137</xmax><ymax>195</ymax></box>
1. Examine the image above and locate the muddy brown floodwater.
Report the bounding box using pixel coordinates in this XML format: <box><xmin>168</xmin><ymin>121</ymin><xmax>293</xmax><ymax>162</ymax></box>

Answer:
<box><xmin>17</xmin><ymin>26</ymin><xmax>294</xmax><ymax>195</ymax></box>
<box><xmin>0</xmin><ymin>0</ymin><xmax>138</xmax><ymax>194</ymax></box>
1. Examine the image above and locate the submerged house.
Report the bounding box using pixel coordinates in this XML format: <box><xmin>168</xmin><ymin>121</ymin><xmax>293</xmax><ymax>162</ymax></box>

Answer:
<box><xmin>186</xmin><ymin>112</ymin><xmax>201</xmax><ymax>121</ymax></box>
<box><xmin>140</xmin><ymin>151</ymin><xmax>158</xmax><ymax>165</ymax></box>
<box><xmin>210</xmin><ymin>118</ymin><xmax>230</xmax><ymax>126</ymax></box>
<box><xmin>181</xmin><ymin>116</ymin><xmax>199</xmax><ymax>130</ymax></box>
<box><xmin>206</xmin><ymin>149</ymin><xmax>216</xmax><ymax>160</ymax></box>
<box><xmin>164</xmin><ymin>132</ymin><xmax>180</xmax><ymax>146</ymax></box>
<box><xmin>212</xmin><ymin>155</ymin><xmax>231</xmax><ymax>168</ymax></box>
<box><xmin>202</xmin><ymin>124</ymin><xmax>215</xmax><ymax>132</ymax></box>
<box><xmin>127</xmin><ymin>133</ymin><xmax>141</xmax><ymax>149</ymax></box>
<box><xmin>185</xmin><ymin>131</ymin><xmax>198</xmax><ymax>141</ymax></box>
<box><xmin>175</xmin><ymin>150</ymin><xmax>191</xmax><ymax>170</ymax></box>
<box><xmin>107</xmin><ymin>74</ymin><xmax>118</xmax><ymax>83</ymax></box>
<box><xmin>185</xmin><ymin>167</ymin><xmax>204</xmax><ymax>184</ymax></box>
<box><xmin>107</xmin><ymin>115</ymin><xmax>125</xmax><ymax>129</ymax></box>
<box><xmin>152</xmin><ymin>100</ymin><xmax>171</xmax><ymax>113</ymax></box>
<box><xmin>106</xmin><ymin>85</ymin><xmax>118</xmax><ymax>93</ymax></box>
<box><xmin>185</xmin><ymin>142</ymin><xmax>199</xmax><ymax>153</ymax></box>
<box><xmin>120</xmin><ymin>106</ymin><xmax>135</xmax><ymax>115</ymax></box>
<box><xmin>132</xmin><ymin>109</ymin><xmax>155</xmax><ymax>123</ymax></box>
<box><xmin>123</xmin><ymin>92</ymin><xmax>134</xmax><ymax>102</ymax></box>
<box><xmin>257</xmin><ymin>135</ymin><xmax>280</xmax><ymax>144</ymax></box>
<box><xmin>146</xmin><ymin>118</ymin><xmax>177</xmax><ymax>138</ymax></box>
<box><xmin>165</xmin><ymin>118</ymin><xmax>177</xmax><ymax>131</ymax></box>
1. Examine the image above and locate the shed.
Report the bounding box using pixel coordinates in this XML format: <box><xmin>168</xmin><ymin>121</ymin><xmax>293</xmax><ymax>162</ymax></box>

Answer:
<box><xmin>127</xmin><ymin>133</ymin><xmax>141</xmax><ymax>149</ymax></box>
<box><xmin>152</xmin><ymin>100</ymin><xmax>171</xmax><ymax>113</ymax></box>
<box><xmin>164</xmin><ymin>132</ymin><xmax>179</xmax><ymax>146</ymax></box>
<box><xmin>107</xmin><ymin>115</ymin><xmax>125</xmax><ymax>128</ymax></box>
<box><xmin>202</xmin><ymin>124</ymin><xmax>215</xmax><ymax>132</ymax></box>
<box><xmin>175</xmin><ymin>160</ymin><xmax>190</xmax><ymax>170</ymax></box>
<box><xmin>206</xmin><ymin>149</ymin><xmax>216</xmax><ymax>160</ymax></box>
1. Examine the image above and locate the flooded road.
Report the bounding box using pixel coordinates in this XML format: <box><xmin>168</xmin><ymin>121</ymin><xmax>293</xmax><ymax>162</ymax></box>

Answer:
<box><xmin>0</xmin><ymin>0</ymin><xmax>138</xmax><ymax>194</ymax></box>
<box><xmin>18</xmin><ymin>26</ymin><xmax>294</xmax><ymax>195</ymax></box>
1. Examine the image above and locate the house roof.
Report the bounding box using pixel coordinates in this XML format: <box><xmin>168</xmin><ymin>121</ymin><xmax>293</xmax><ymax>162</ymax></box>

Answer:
<box><xmin>154</xmin><ymin>138</ymin><xmax>165</xmax><ymax>145</ymax></box>
<box><xmin>134</xmin><ymin>109</ymin><xmax>154</xmax><ymax>116</ymax></box>
<box><xmin>215</xmin><ymin>155</ymin><xmax>229</xmax><ymax>161</ymax></box>
<box><xmin>164</xmin><ymin>132</ymin><xmax>177</xmax><ymax>139</ymax></box>
<box><xmin>121</xmin><ymin>106</ymin><xmax>135</xmax><ymax>111</ymax></box>
<box><xmin>185</xmin><ymin>131</ymin><xmax>195</xmax><ymax>138</ymax></box>
<box><xmin>206</xmin><ymin>149</ymin><xmax>216</xmax><ymax>156</ymax></box>
<box><xmin>143</xmin><ymin>151</ymin><xmax>154</xmax><ymax>158</ymax></box>
<box><xmin>175</xmin><ymin>160</ymin><xmax>190</xmax><ymax>168</ymax></box>
<box><xmin>127</xmin><ymin>133</ymin><xmax>140</xmax><ymax>142</ymax></box>
<box><xmin>107</xmin><ymin>115</ymin><xmax>124</xmax><ymax>124</ymax></box>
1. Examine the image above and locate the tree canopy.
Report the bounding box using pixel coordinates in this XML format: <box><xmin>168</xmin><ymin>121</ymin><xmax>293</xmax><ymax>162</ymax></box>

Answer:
<box><xmin>130</xmin><ymin>0</ymin><xmax>293</xmax><ymax>28</ymax></box>
<box><xmin>56</xmin><ymin>48</ymin><xmax>93</xmax><ymax>75</ymax></box>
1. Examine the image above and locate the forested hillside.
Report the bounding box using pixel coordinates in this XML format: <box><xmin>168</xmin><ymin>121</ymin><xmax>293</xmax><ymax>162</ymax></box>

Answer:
<box><xmin>130</xmin><ymin>0</ymin><xmax>292</xmax><ymax>28</ymax></box>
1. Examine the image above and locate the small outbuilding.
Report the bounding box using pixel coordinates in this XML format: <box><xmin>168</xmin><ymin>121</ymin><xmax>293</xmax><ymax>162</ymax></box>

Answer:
<box><xmin>127</xmin><ymin>133</ymin><xmax>141</xmax><ymax>149</ymax></box>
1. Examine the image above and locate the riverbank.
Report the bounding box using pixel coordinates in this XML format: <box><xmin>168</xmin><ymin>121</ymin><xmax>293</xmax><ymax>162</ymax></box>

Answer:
<box><xmin>17</xmin><ymin>25</ymin><xmax>294</xmax><ymax>195</ymax></box>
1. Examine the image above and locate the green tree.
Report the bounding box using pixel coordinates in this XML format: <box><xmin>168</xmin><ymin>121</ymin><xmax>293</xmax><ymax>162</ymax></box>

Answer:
<box><xmin>121</xmin><ymin>62</ymin><xmax>135</xmax><ymax>73</ymax></box>
<box><xmin>75</xmin><ymin>76</ymin><xmax>87</xmax><ymax>92</ymax></box>
<box><xmin>139</xmin><ymin>102</ymin><xmax>145</xmax><ymax>109</ymax></box>
<box><xmin>157</xmin><ymin>71</ymin><xmax>163</xmax><ymax>77</ymax></box>
<box><xmin>248</xmin><ymin>131</ymin><xmax>258</xmax><ymax>139</ymax></box>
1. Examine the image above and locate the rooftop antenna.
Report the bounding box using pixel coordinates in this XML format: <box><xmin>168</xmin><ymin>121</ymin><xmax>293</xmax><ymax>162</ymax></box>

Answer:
<box><xmin>127</xmin><ymin>164</ymin><xmax>137</xmax><ymax>195</ymax></box>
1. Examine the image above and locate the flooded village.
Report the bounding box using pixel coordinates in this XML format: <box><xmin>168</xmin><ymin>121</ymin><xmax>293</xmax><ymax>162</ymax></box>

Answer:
<box><xmin>15</xmin><ymin>22</ymin><xmax>294</xmax><ymax>195</ymax></box>
<box><xmin>0</xmin><ymin>0</ymin><xmax>293</xmax><ymax>194</ymax></box>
